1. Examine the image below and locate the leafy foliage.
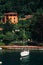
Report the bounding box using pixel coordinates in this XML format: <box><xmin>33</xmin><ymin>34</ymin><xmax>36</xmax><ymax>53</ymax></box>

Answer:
<box><xmin>29</xmin><ymin>14</ymin><xmax>43</xmax><ymax>42</ymax></box>
<box><xmin>3</xmin><ymin>20</ymin><xmax>14</xmax><ymax>34</ymax></box>
<box><xmin>0</xmin><ymin>0</ymin><xmax>43</xmax><ymax>14</ymax></box>
<box><xmin>3</xmin><ymin>32</ymin><xmax>14</xmax><ymax>45</ymax></box>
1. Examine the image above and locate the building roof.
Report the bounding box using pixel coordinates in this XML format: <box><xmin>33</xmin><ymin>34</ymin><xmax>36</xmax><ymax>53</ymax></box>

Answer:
<box><xmin>4</xmin><ymin>12</ymin><xmax>18</xmax><ymax>15</ymax></box>
<box><xmin>25</xmin><ymin>15</ymin><xmax>33</xmax><ymax>19</ymax></box>
<box><xmin>19</xmin><ymin>15</ymin><xmax>33</xmax><ymax>20</ymax></box>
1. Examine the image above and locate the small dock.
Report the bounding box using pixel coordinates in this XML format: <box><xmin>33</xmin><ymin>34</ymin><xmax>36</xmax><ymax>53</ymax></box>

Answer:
<box><xmin>0</xmin><ymin>46</ymin><xmax>43</xmax><ymax>50</ymax></box>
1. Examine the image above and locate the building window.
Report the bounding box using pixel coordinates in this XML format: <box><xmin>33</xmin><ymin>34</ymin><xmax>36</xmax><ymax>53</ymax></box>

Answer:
<box><xmin>6</xmin><ymin>15</ymin><xmax>8</xmax><ymax>20</ymax></box>
<box><xmin>14</xmin><ymin>18</ymin><xmax>15</xmax><ymax>22</ymax></box>
<box><xmin>14</xmin><ymin>21</ymin><xmax>15</xmax><ymax>22</ymax></box>
<box><xmin>14</xmin><ymin>18</ymin><xmax>15</xmax><ymax>19</ymax></box>
<box><xmin>3</xmin><ymin>17</ymin><xmax>5</xmax><ymax>23</ymax></box>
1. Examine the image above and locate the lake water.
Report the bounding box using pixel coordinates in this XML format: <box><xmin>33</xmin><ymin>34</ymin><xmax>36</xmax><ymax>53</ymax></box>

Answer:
<box><xmin>0</xmin><ymin>50</ymin><xmax>43</xmax><ymax>65</ymax></box>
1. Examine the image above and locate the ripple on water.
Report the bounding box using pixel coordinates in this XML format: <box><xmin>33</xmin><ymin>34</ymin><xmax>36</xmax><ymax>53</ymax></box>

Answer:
<box><xmin>0</xmin><ymin>50</ymin><xmax>43</xmax><ymax>65</ymax></box>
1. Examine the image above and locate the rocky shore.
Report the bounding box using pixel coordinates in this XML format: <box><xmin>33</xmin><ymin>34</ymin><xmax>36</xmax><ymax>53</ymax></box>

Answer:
<box><xmin>0</xmin><ymin>46</ymin><xmax>43</xmax><ymax>50</ymax></box>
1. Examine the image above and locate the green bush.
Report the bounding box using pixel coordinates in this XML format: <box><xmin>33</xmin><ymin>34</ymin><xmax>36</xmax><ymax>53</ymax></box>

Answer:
<box><xmin>0</xmin><ymin>42</ymin><xmax>5</xmax><ymax>46</ymax></box>
<box><xmin>0</xmin><ymin>34</ymin><xmax>4</xmax><ymax>40</ymax></box>
<box><xmin>3</xmin><ymin>32</ymin><xmax>14</xmax><ymax>45</ymax></box>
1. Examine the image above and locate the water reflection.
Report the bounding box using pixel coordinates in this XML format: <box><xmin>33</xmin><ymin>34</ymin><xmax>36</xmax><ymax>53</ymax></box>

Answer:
<box><xmin>20</xmin><ymin>50</ymin><xmax>43</xmax><ymax>65</ymax></box>
<box><xmin>20</xmin><ymin>55</ymin><xmax>30</xmax><ymax>65</ymax></box>
<box><xmin>0</xmin><ymin>50</ymin><xmax>43</xmax><ymax>65</ymax></box>
<box><xmin>20</xmin><ymin>55</ymin><xmax>29</xmax><ymax>61</ymax></box>
<box><xmin>1</xmin><ymin>51</ymin><xmax>20</xmax><ymax>65</ymax></box>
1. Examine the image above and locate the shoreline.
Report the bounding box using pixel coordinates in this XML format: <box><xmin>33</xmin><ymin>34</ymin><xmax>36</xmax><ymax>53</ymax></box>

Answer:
<box><xmin>0</xmin><ymin>46</ymin><xmax>43</xmax><ymax>50</ymax></box>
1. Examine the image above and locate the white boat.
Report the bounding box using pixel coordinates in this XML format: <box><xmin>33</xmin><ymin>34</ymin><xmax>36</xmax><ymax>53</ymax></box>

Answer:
<box><xmin>20</xmin><ymin>50</ymin><xmax>29</xmax><ymax>57</ymax></box>
<box><xmin>0</xmin><ymin>48</ymin><xmax>2</xmax><ymax>50</ymax></box>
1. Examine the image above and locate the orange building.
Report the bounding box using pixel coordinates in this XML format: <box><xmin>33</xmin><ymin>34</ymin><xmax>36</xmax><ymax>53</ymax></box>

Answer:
<box><xmin>3</xmin><ymin>12</ymin><xmax>18</xmax><ymax>24</ymax></box>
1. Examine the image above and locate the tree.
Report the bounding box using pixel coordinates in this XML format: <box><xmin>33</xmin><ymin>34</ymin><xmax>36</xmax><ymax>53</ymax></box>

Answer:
<box><xmin>3</xmin><ymin>32</ymin><xmax>14</xmax><ymax>45</ymax></box>
<box><xmin>0</xmin><ymin>0</ymin><xmax>43</xmax><ymax>14</ymax></box>
<box><xmin>0</xmin><ymin>33</ymin><xmax>4</xmax><ymax>41</ymax></box>
<box><xmin>29</xmin><ymin>14</ymin><xmax>43</xmax><ymax>43</ymax></box>
<box><xmin>3</xmin><ymin>20</ymin><xmax>14</xmax><ymax>34</ymax></box>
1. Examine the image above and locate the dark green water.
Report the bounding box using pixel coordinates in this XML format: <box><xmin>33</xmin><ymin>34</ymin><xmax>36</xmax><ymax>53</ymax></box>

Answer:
<box><xmin>0</xmin><ymin>50</ymin><xmax>43</xmax><ymax>65</ymax></box>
